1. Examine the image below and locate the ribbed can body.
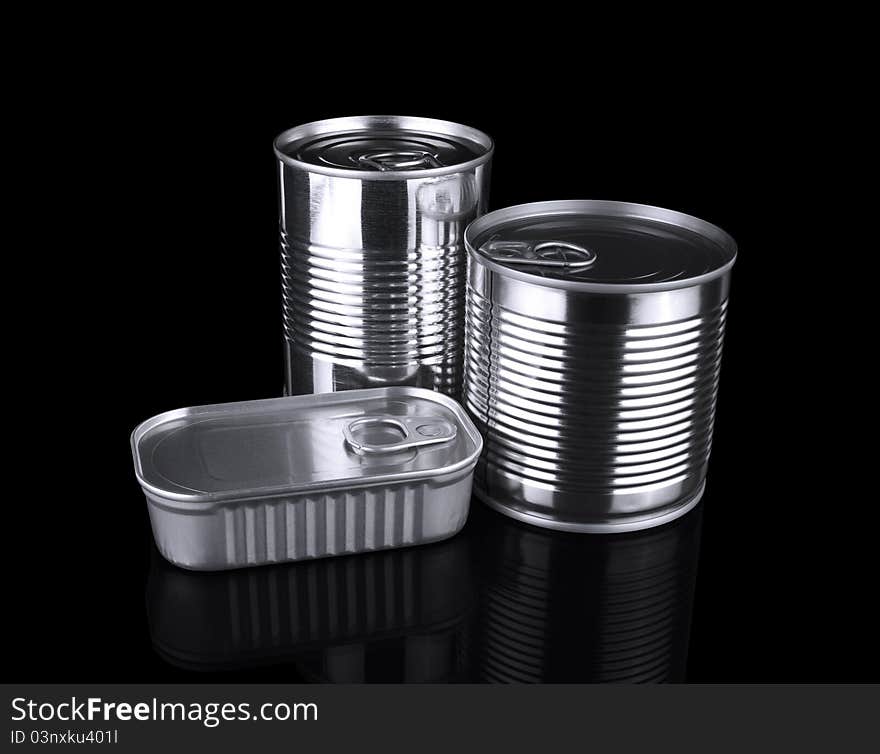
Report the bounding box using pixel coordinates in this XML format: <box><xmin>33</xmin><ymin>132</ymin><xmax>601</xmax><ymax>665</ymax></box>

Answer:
<box><xmin>464</xmin><ymin>253</ymin><xmax>731</xmax><ymax>533</ymax></box>
<box><xmin>278</xmin><ymin>119</ymin><xmax>492</xmax><ymax>398</ymax></box>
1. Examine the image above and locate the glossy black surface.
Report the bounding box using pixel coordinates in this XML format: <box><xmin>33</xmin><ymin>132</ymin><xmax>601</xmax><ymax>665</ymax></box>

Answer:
<box><xmin>145</xmin><ymin>504</ymin><xmax>700</xmax><ymax>682</ymax></box>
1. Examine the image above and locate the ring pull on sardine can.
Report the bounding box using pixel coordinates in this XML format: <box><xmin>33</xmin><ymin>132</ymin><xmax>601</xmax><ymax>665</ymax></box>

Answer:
<box><xmin>132</xmin><ymin>387</ymin><xmax>482</xmax><ymax>571</ymax></box>
<box><xmin>464</xmin><ymin>200</ymin><xmax>737</xmax><ymax>534</ymax></box>
<box><xmin>343</xmin><ymin>415</ymin><xmax>457</xmax><ymax>455</ymax></box>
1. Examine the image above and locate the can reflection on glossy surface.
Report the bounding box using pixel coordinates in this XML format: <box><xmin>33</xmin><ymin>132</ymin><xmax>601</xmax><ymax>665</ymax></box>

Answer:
<box><xmin>464</xmin><ymin>201</ymin><xmax>736</xmax><ymax>532</ymax></box>
<box><xmin>146</xmin><ymin>497</ymin><xmax>702</xmax><ymax>682</ymax></box>
<box><xmin>469</xmin><ymin>503</ymin><xmax>702</xmax><ymax>683</ymax></box>
<box><xmin>276</xmin><ymin>116</ymin><xmax>493</xmax><ymax>398</ymax></box>
<box><xmin>146</xmin><ymin>536</ymin><xmax>472</xmax><ymax>681</ymax></box>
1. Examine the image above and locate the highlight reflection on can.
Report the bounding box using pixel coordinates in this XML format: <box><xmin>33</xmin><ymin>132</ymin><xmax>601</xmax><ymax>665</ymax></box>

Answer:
<box><xmin>276</xmin><ymin>116</ymin><xmax>493</xmax><ymax>398</ymax></box>
<box><xmin>464</xmin><ymin>201</ymin><xmax>736</xmax><ymax>533</ymax></box>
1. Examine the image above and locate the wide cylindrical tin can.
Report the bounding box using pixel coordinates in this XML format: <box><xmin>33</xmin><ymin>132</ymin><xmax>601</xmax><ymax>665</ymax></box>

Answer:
<box><xmin>464</xmin><ymin>200</ymin><xmax>737</xmax><ymax>533</ymax></box>
<box><xmin>275</xmin><ymin>115</ymin><xmax>493</xmax><ymax>397</ymax></box>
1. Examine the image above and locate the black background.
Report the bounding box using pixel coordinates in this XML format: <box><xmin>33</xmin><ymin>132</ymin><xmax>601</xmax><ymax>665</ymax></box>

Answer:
<box><xmin>11</xmin><ymin>68</ymin><xmax>874</xmax><ymax>683</ymax></box>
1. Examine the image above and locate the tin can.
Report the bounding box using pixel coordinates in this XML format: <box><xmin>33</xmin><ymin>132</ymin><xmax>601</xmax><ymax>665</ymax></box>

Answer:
<box><xmin>132</xmin><ymin>387</ymin><xmax>483</xmax><ymax>570</ymax></box>
<box><xmin>464</xmin><ymin>200</ymin><xmax>736</xmax><ymax>533</ymax></box>
<box><xmin>275</xmin><ymin>115</ymin><xmax>493</xmax><ymax>397</ymax></box>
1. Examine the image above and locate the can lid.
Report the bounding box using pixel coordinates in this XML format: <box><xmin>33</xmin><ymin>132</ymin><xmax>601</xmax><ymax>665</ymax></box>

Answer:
<box><xmin>131</xmin><ymin>388</ymin><xmax>482</xmax><ymax>504</ymax></box>
<box><xmin>467</xmin><ymin>200</ymin><xmax>737</xmax><ymax>292</ymax></box>
<box><xmin>274</xmin><ymin>115</ymin><xmax>493</xmax><ymax>179</ymax></box>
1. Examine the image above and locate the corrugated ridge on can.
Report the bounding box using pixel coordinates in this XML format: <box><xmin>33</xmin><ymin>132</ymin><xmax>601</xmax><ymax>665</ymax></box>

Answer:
<box><xmin>146</xmin><ymin>485</ymin><xmax>432</xmax><ymax>570</ymax></box>
<box><xmin>276</xmin><ymin>115</ymin><xmax>493</xmax><ymax>398</ymax></box>
<box><xmin>463</xmin><ymin>200</ymin><xmax>736</xmax><ymax>533</ymax></box>
<box><xmin>281</xmin><ymin>237</ymin><xmax>467</xmax><ymax>391</ymax></box>
<box><xmin>465</xmin><ymin>293</ymin><xmax>726</xmax><ymax>488</ymax></box>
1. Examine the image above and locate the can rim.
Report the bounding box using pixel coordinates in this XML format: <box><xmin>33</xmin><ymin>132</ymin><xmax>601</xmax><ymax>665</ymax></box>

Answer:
<box><xmin>474</xmin><ymin>481</ymin><xmax>705</xmax><ymax>534</ymax></box>
<box><xmin>465</xmin><ymin>200</ymin><xmax>737</xmax><ymax>293</ymax></box>
<box><xmin>274</xmin><ymin>115</ymin><xmax>494</xmax><ymax>180</ymax></box>
<box><xmin>131</xmin><ymin>387</ymin><xmax>484</xmax><ymax>505</ymax></box>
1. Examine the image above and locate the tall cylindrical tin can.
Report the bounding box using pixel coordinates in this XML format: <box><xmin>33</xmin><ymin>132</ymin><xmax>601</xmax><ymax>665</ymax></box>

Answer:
<box><xmin>464</xmin><ymin>200</ymin><xmax>737</xmax><ymax>533</ymax></box>
<box><xmin>275</xmin><ymin>116</ymin><xmax>493</xmax><ymax>397</ymax></box>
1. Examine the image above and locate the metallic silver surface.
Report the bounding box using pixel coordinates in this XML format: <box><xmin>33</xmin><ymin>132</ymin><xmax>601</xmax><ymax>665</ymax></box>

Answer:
<box><xmin>276</xmin><ymin>115</ymin><xmax>493</xmax><ymax>397</ymax></box>
<box><xmin>132</xmin><ymin>387</ymin><xmax>482</xmax><ymax>570</ymax></box>
<box><xmin>464</xmin><ymin>201</ymin><xmax>736</xmax><ymax>533</ymax></box>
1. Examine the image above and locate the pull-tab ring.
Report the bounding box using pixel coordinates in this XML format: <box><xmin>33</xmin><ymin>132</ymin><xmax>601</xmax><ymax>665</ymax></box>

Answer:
<box><xmin>479</xmin><ymin>239</ymin><xmax>597</xmax><ymax>269</ymax></box>
<box><xmin>356</xmin><ymin>150</ymin><xmax>443</xmax><ymax>171</ymax></box>
<box><xmin>344</xmin><ymin>415</ymin><xmax>457</xmax><ymax>455</ymax></box>
<box><xmin>532</xmin><ymin>241</ymin><xmax>597</xmax><ymax>268</ymax></box>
